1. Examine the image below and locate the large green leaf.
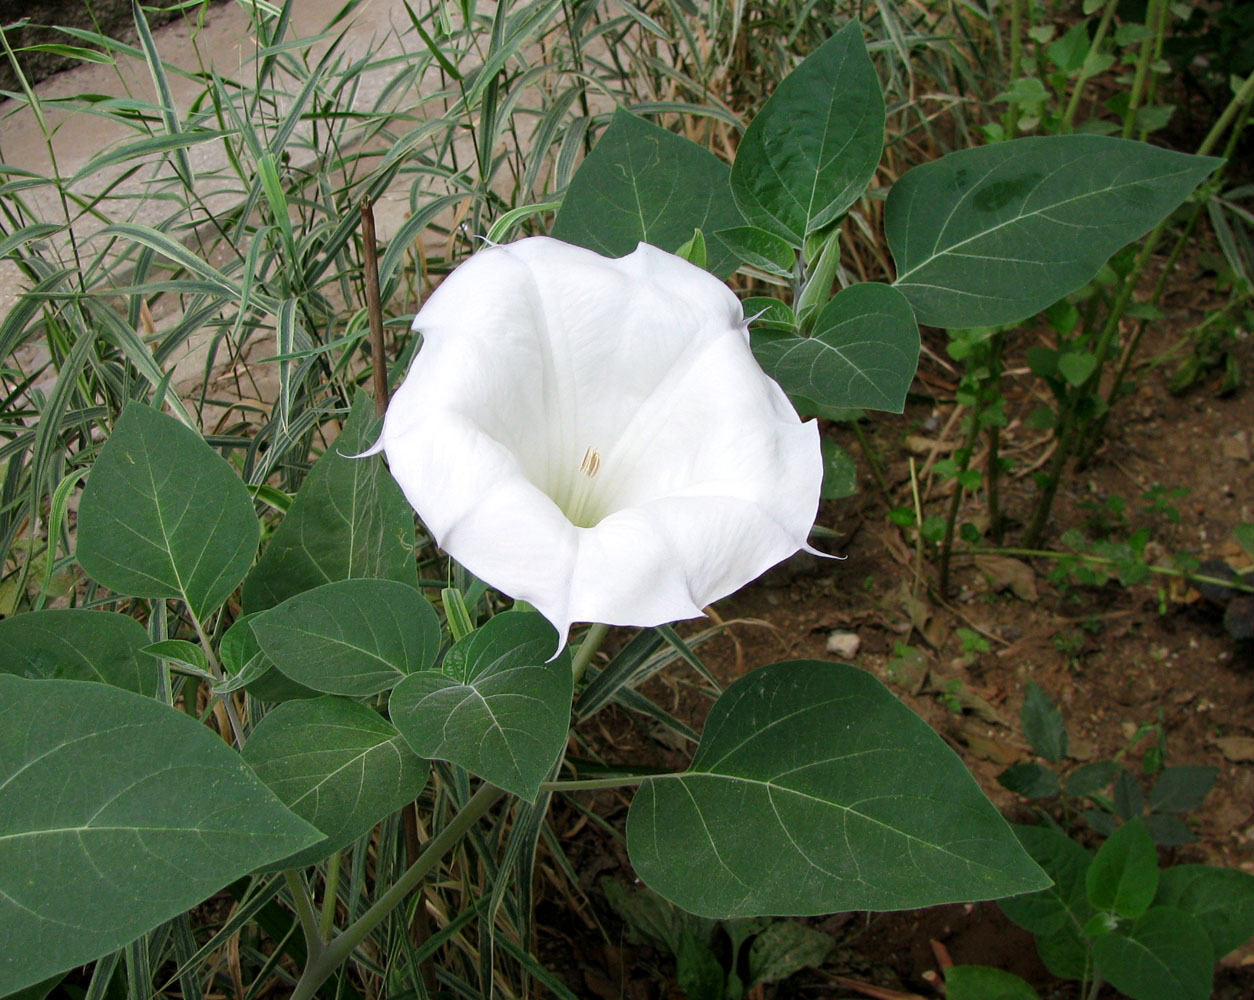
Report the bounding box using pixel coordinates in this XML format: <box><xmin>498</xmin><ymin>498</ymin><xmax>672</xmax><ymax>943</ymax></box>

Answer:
<box><xmin>76</xmin><ymin>404</ymin><xmax>260</xmax><ymax>619</ymax></box>
<box><xmin>242</xmin><ymin>395</ymin><xmax>416</xmax><ymax>614</ymax></box>
<box><xmin>1093</xmin><ymin>907</ymin><xmax>1213</xmax><ymax>1000</ymax></box>
<box><xmin>389</xmin><ymin>612</ymin><xmax>572</xmax><ymax>802</ymax></box>
<box><xmin>551</xmin><ymin>109</ymin><xmax>744</xmax><ymax>278</ymax></box>
<box><xmin>0</xmin><ymin>609</ymin><xmax>156</xmax><ymax>696</ymax></box>
<box><xmin>751</xmin><ymin>282</ymin><xmax>920</xmax><ymax>413</ymax></box>
<box><xmin>626</xmin><ymin>661</ymin><xmax>1048</xmax><ymax>918</ymax></box>
<box><xmin>730</xmin><ymin>22</ymin><xmax>885</xmax><ymax>246</ymax></box>
<box><xmin>886</xmin><ymin>136</ymin><xmax>1220</xmax><ymax>328</ymax></box>
<box><xmin>1153</xmin><ymin>864</ymin><xmax>1254</xmax><ymax>957</ymax></box>
<box><xmin>0</xmin><ymin>675</ymin><xmax>320</xmax><ymax>995</ymax></box>
<box><xmin>242</xmin><ymin>696</ymin><xmax>428</xmax><ymax>869</ymax></box>
<box><xmin>253</xmin><ymin>579</ymin><xmax>441</xmax><ymax>697</ymax></box>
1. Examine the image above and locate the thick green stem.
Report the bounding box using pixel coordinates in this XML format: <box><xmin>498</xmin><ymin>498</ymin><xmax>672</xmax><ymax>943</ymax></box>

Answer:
<box><xmin>284</xmin><ymin>871</ymin><xmax>324</xmax><ymax>963</ymax></box>
<box><xmin>571</xmin><ymin>622</ymin><xmax>610</xmax><ymax>685</ymax></box>
<box><xmin>289</xmin><ymin>783</ymin><xmax>505</xmax><ymax>1000</ymax></box>
<box><xmin>319</xmin><ymin>852</ymin><xmax>341</xmax><ymax>941</ymax></box>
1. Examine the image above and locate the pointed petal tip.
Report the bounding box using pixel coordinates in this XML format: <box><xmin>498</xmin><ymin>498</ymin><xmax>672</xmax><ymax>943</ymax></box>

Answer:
<box><xmin>341</xmin><ymin>434</ymin><xmax>385</xmax><ymax>459</ymax></box>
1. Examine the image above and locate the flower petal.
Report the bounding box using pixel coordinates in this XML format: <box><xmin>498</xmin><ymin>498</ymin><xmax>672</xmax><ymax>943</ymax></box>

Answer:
<box><xmin>380</xmin><ymin>237</ymin><xmax>823</xmax><ymax>642</ymax></box>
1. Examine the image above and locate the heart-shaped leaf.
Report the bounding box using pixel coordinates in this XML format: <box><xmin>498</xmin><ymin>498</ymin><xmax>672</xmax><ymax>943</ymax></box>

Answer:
<box><xmin>752</xmin><ymin>283</ymin><xmax>920</xmax><ymax>413</ymax></box>
<box><xmin>390</xmin><ymin>612</ymin><xmax>572</xmax><ymax>802</ymax></box>
<box><xmin>0</xmin><ymin>675</ymin><xmax>319</xmax><ymax>996</ymax></box>
<box><xmin>552</xmin><ymin>110</ymin><xmax>745</xmax><ymax>278</ymax></box>
<box><xmin>731</xmin><ymin>22</ymin><xmax>884</xmax><ymax>246</ymax></box>
<box><xmin>627</xmin><ymin>660</ymin><xmax>1048</xmax><ymax>918</ymax></box>
<box><xmin>886</xmin><ymin>135</ymin><xmax>1220</xmax><ymax>328</ymax></box>
<box><xmin>254</xmin><ymin>579</ymin><xmax>441</xmax><ymax>696</ymax></box>
<box><xmin>243</xmin><ymin>696</ymin><xmax>428</xmax><ymax>869</ymax></box>
<box><xmin>76</xmin><ymin>404</ymin><xmax>260</xmax><ymax>619</ymax></box>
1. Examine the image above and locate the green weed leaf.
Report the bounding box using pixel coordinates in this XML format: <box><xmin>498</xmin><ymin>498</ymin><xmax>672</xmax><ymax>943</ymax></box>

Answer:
<box><xmin>1087</xmin><ymin>819</ymin><xmax>1158</xmax><ymax>918</ymax></box>
<box><xmin>1153</xmin><ymin>865</ymin><xmax>1254</xmax><ymax>957</ymax></box>
<box><xmin>945</xmin><ymin>965</ymin><xmax>1040</xmax><ymax>1000</ymax></box>
<box><xmin>1093</xmin><ymin>907</ymin><xmax>1213</xmax><ymax>1000</ymax></box>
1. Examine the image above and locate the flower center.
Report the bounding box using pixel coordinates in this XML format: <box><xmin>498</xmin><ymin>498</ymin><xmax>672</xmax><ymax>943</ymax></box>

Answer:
<box><xmin>558</xmin><ymin>445</ymin><xmax>605</xmax><ymax>529</ymax></box>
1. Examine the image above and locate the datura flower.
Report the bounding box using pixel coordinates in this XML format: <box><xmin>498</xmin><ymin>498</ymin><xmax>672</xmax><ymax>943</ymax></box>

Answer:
<box><xmin>377</xmin><ymin>237</ymin><xmax>822</xmax><ymax>643</ymax></box>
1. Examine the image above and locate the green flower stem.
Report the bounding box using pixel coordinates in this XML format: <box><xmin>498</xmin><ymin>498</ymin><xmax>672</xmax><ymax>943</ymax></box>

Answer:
<box><xmin>1061</xmin><ymin>0</ymin><xmax>1119</xmax><ymax>133</ymax></box>
<box><xmin>289</xmin><ymin>782</ymin><xmax>505</xmax><ymax>1000</ymax></box>
<box><xmin>538</xmin><ymin>775</ymin><xmax>646</xmax><ymax>793</ymax></box>
<box><xmin>319</xmin><ymin>851</ymin><xmax>341</xmax><ymax>941</ymax></box>
<box><xmin>571</xmin><ymin>622</ymin><xmax>610</xmax><ymax>685</ymax></box>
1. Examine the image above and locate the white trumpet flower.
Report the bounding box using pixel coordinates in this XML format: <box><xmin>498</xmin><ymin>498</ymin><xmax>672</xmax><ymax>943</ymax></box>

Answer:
<box><xmin>378</xmin><ymin>237</ymin><xmax>823</xmax><ymax>643</ymax></box>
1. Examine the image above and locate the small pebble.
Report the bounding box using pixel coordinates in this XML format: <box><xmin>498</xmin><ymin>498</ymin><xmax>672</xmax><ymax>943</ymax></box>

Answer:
<box><xmin>826</xmin><ymin>631</ymin><xmax>862</xmax><ymax>658</ymax></box>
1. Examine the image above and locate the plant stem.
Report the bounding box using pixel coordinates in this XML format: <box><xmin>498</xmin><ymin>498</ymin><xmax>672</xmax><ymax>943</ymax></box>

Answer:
<box><xmin>949</xmin><ymin>545</ymin><xmax>1254</xmax><ymax>593</ymax></box>
<box><xmin>289</xmin><ymin>783</ymin><xmax>505</xmax><ymax>1000</ymax></box>
<box><xmin>852</xmin><ymin>422</ymin><xmax>891</xmax><ymax>504</ymax></box>
<box><xmin>538</xmin><ymin>775</ymin><xmax>646</xmax><ymax>792</ymax></box>
<box><xmin>571</xmin><ymin>622</ymin><xmax>610</xmax><ymax>685</ymax></box>
<box><xmin>190</xmin><ymin>611</ymin><xmax>245</xmax><ymax>748</ymax></box>
<box><xmin>1072</xmin><ymin>73</ymin><xmax>1254</xmax><ymax>466</ymax></box>
<box><xmin>1003</xmin><ymin>0</ymin><xmax>1024</xmax><ymax>139</ymax></box>
<box><xmin>985</xmin><ymin>332</ymin><xmax>1006</xmax><ymax>543</ymax></box>
<box><xmin>360</xmin><ymin>199</ymin><xmax>389</xmax><ymax>419</ymax></box>
<box><xmin>319</xmin><ymin>852</ymin><xmax>341</xmax><ymax>941</ymax></box>
<box><xmin>938</xmin><ymin>403</ymin><xmax>983</xmax><ymax>597</ymax></box>
<box><xmin>284</xmin><ymin>870</ymin><xmax>324</xmax><ymax>962</ymax></box>
<box><xmin>1061</xmin><ymin>0</ymin><xmax>1119</xmax><ymax>133</ymax></box>
<box><xmin>1122</xmin><ymin>0</ymin><xmax>1162</xmax><ymax>139</ymax></box>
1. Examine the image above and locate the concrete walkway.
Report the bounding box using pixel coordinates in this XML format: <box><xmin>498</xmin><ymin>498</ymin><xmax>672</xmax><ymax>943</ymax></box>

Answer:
<box><xmin>0</xmin><ymin>0</ymin><xmax>449</xmax><ymax>315</ymax></box>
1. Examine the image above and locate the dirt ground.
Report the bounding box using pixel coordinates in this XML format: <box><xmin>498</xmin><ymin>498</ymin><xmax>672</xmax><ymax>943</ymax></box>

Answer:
<box><xmin>542</xmin><ymin>243</ymin><xmax>1254</xmax><ymax>999</ymax></box>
